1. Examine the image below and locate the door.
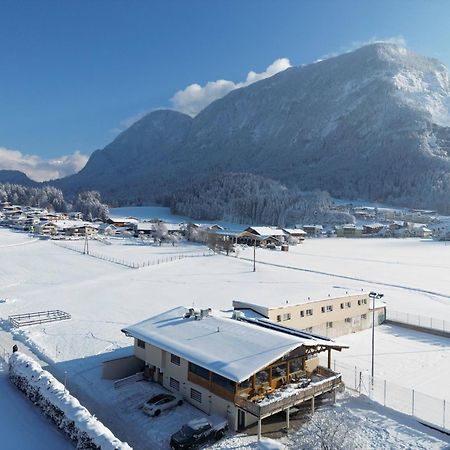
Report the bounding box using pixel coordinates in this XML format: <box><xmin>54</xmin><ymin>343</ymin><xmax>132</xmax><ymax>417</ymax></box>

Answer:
<box><xmin>238</xmin><ymin>409</ymin><xmax>246</xmax><ymax>430</ymax></box>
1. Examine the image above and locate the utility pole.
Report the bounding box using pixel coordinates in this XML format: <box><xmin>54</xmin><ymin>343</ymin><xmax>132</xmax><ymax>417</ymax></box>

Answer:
<box><xmin>253</xmin><ymin>238</ymin><xmax>256</xmax><ymax>272</ymax></box>
<box><xmin>83</xmin><ymin>232</ymin><xmax>89</xmax><ymax>255</ymax></box>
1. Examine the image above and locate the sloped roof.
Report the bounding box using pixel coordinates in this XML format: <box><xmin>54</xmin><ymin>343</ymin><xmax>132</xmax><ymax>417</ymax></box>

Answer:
<box><xmin>122</xmin><ymin>306</ymin><xmax>341</xmax><ymax>383</ymax></box>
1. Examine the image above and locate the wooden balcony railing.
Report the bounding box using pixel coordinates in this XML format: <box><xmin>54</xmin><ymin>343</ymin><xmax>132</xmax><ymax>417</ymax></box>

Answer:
<box><xmin>235</xmin><ymin>366</ymin><xmax>341</xmax><ymax>419</ymax></box>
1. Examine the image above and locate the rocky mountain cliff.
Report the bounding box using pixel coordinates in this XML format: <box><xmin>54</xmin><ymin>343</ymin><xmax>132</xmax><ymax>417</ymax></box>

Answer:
<box><xmin>54</xmin><ymin>43</ymin><xmax>450</xmax><ymax>211</ymax></box>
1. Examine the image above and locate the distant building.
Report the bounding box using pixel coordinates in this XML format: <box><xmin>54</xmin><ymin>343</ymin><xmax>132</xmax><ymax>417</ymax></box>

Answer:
<box><xmin>233</xmin><ymin>293</ymin><xmax>386</xmax><ymax>338</ymax></box>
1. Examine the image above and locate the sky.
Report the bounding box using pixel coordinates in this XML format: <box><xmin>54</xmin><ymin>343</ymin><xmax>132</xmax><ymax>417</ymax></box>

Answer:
<box><xmin>1</xmin><ymin>0</ymin><xmax>450</xmax><ymax>181</ymax></box>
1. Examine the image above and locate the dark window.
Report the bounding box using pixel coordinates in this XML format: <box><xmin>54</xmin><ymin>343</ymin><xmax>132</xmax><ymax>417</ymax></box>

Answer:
<box><xmin>289</xmin><ymin>357</ymin><xmax>303</xmax><ymax>373</ymax></box>
<box><xmin>137</xmin><ymin>339</ymin><xmax>145</xmax><ymax>349</ymax></box>
<box><xmin>171</xmin><ymin>354</ymin><xmax>180</xmax><ymax>366</ymax></box>
<box><xmin>321</xmin><ymin>306</ymin><xmax>325</xmax><ymax>313</ymax></box>
<box><xmin>276</xmin><ymin>315</ymin><xmax>282</xmax><ymax>322</ymax></box>
<box><xmin>170</xmin><ymin>377</ymin><xmax>180</xmax><ymax>391</ymax></box>
<box><xmin>255</xmin><ymin>369</ymin><xmax>270</xmax><ymax>385</ymax></box>
<box><xmin>300</xmin><ymin>310</ymin><xmax>305</xmax><ymax>318</ymax></box>
<box><xmin>340</xmin><ymin>303</ymin><xmax>344</xmax><ymax>309</ymax></box>
<box><xmin>189</xmin><ymin>362</ymin><xmax>209</xmax><ymax>380</ymax></box>
<box><xmin>271</xmin><ymin>363</ymin><xmax>287</xmax><ymax>378</ymax></box>
<box><xmin>211</xmin><ymin>373</ymin><xmax>235</xmax><ymax>392</ymax></box>
<box><xmin>190</xmin><ymin>388</ymin><xmax>202</xmax><ymax>403</ymax></box>
<box><xmin>239</xmin><ymin>377</ymin><xmax>252</xmax><ymax>389</ymax></box>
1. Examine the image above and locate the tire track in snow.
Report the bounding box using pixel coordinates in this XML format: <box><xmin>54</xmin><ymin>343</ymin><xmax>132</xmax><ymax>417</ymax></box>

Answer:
<box><xmin>236</xmin><ymin>256</ymin><xmax>450</xmax><ymax>300</ymax></box>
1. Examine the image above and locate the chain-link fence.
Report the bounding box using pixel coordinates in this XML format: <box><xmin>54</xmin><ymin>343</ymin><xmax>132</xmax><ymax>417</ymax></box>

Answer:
<box><xmin>334</xmin><ymin>360</ymin><xmax>449</xmax><ymax>432</ymax></box>
<box><xmin>386</xmin><ymin>310</ymin><xmax>450</xmax><ymax>334</ymax></box>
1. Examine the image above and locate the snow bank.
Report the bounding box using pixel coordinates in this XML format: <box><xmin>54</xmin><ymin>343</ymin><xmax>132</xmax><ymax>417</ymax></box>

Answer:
<box><xmin>9</xmin><ymin>352</ymin><xmax>132</xmax><ymax>450</ymax></box>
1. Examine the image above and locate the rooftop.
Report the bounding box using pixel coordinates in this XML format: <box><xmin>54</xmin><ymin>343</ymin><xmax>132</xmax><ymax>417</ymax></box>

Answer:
<box><xmin>122</xmin><ymin>306</ymin><xmax>342</xmax><ymax>383</ymax></box>
<box><xmin>233</xmin><ymin>290</ymin><xmax>369</xmax><ymax>310</ymax></box>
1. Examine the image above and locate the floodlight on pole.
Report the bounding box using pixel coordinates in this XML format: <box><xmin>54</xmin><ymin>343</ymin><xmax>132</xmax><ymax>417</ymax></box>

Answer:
<box><xmin>369</xmin><ymin>291</ymin><xmax>384</xmax><ymax>387</ymax></box>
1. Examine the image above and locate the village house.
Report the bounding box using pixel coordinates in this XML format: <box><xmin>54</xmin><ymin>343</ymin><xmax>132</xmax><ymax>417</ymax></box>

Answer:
<box><xmin>120</xmin><ymin>306</ymin><xmax>345</xmax><ymax>434</ymax></box>
<box><xmin>301</xmin><ymin>225</ymin><xmax>323</xmax><ymax>237</ymax></box>
<box><xmin>233</xmin><ymin>292</ymin><xmax>386</xmax><ymax>338</ymax></box>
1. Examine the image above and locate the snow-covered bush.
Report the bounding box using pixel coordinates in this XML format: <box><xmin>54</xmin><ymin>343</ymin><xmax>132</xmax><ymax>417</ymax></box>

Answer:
<box><xmin>9</xmin><ymin>352</ymin><xmax>131</xmax><ymax>450</ymax></box>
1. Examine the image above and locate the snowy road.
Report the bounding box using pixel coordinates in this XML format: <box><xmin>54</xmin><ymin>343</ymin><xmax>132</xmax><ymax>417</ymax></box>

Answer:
<box><xmin>0</xmin><ymin>358</ymin><xmax>73</xmax><ymax>450</ymax></box>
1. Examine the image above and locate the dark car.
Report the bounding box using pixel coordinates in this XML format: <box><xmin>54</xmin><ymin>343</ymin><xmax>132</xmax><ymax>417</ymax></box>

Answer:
<box><xmin>170</xmin><ymin>416</ymin><xmax>228</xmax><ymax>449</ymax></box>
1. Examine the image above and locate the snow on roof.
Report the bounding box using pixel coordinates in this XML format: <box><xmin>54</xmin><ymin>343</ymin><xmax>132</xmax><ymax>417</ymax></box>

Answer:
<box><xmin>246</xmin><ymin>227</ymin><xmax>286</xmax><ymax>236</ymax></box>
<box><xmin>234</xmin><ymin>291</ymin><xmax>369</xmax><ymax>309</ymax></box>
<box><xmin>282</xmin><ymin>228</ymin><xmax>306</xmax><ymax>235</ymax></box>
<box><xmin>54</xmin><ymin>220</ymin><xmax>99</xmax><ymax>230</ymax></box>
<box><xmin>122</xmin><ymin>306</ymin><xmax>334</xmax><ymax>383</ymax></box>
<box><xmin>136</xmin><ymin>222</ymin><xmax>156</xmax><ymax>231</ymax></box>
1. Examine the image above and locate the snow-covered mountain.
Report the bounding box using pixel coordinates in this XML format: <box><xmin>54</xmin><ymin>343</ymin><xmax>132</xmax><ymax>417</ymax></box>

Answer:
<box><xmin>56</xmin><ymin>43</ymin><xmax>450</xmax><ymax>211</ymax></box>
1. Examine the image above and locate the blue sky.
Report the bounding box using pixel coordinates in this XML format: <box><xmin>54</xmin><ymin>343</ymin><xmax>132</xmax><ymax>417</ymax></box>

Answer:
<box><xmin>1</xmin><ymin>0</ymin><xmax>450</xmax><ymax>180</ymax></box>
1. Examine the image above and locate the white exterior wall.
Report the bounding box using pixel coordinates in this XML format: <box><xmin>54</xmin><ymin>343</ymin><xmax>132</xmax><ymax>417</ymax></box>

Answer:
<box><xmin>133</xmin><ymin>339</ymin><xmax>239</xmax><ymax>430</ymax></box>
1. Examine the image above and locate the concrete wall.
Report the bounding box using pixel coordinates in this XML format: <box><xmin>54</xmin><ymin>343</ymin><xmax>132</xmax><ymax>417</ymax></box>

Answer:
<box><xmin>102</xmin><ymin>355</ymin><xmax>145</xmax><ymax>380</ymax></box>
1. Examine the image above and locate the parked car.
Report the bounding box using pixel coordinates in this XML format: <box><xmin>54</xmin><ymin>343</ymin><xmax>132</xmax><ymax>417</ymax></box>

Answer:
<box><xmin>170</xmin><ymin>416</ymin><xmax>228</xmax><ymax>449</ymax></box>
<box><xmin>142</xmin><ymin>393</ymin><xmax>183</xmax><ymax>417</ymax></box>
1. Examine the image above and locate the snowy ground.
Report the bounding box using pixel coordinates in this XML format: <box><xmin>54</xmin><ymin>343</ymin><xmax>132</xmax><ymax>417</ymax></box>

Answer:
<box><xmin>0</xmin><ymin>357</ymin><xmax>73</xmax><ymax>450</ymax></box>
<box><xmin>1</xmin><ymin>228</ymin><xmax>450</xmax><ymax>448</ymax></box>
<box><xmin>332</xmin><ymin>324</ymin><xmax>450</xmax><ymax>400</ymax></box>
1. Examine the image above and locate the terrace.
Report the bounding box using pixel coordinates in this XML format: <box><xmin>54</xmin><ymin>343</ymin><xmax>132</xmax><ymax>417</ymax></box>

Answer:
<box><xmin>235</xmin><ymin>365</ymin><xmax>341</xmax><ymax>419</ymax></box>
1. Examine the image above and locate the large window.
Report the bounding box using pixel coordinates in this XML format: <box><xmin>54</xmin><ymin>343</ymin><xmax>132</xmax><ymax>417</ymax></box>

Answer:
<box><xmin>137</xmin><ymin>339</ymin><xmax>145</xmax><ymax>349</ymax></box>
<box><xmin>211</xmin><ymin>373</ymin><xmax>235</xmax><ymax>392</ymax></box>
<box><xmin>189</xmin><ymin>362</ymin><xmax>209</xmax><ymax>380</ymax></box>
<box><xmin>171</xmin><ymin>353</ymin><xmax>181</xmax><ymax>366</ymax></box>
<box><xmin>255</xmin><ymin>368</ymin><xmax>270</xmax><ymax>385</ymax></box>
<box><xmin>289</xmin><ymin>357</ymin><xmax>303</xmax><ymax>373</ymax></box>
<box><xmin>306</xmin><ymin>309</ymin><xmax>313</xmax><ymax>316</ymax></box>
<box><xmin>271</xmin><ymin>362</ymin><xmax>287</xmax><ymax>379</ymax></box>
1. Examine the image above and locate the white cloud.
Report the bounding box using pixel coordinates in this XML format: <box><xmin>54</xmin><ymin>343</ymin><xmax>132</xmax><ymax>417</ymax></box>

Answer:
<box><xmin>170</xmin><ymin>57</ymin><xmax>292</xmax><ymax>116</ymax></box>
<box><xmin>0</xmin><ymin>147</ymin><xmax>89</xmax><ymax>182</ymax></box>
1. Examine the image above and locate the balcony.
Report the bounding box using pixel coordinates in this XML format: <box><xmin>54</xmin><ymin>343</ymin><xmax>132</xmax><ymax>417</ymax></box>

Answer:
<box><xmin>235</xmin><ymin>366</ymin><xmax>342</xmax><ymax>419</ymax></box>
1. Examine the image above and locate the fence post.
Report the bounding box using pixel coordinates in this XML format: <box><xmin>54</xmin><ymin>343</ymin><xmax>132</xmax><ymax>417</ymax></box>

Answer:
<box><xmin>354</xmin><ymin>366</ymin><xmax>357</xmax><ymax>390</ymax></box>
<box><xmin>412</xmin><ymin>389</ymin><xmax>415</xmax><ymax>416</ymax></box>
<box><xmin>383</xmin><ymin>379</ymin><xmax>386</xmax><ymax>406</ymax></box>
<box><xmin>444</xmin><ymin>399</ymin><xmax>446</xmax><ymax>430</ymax></box>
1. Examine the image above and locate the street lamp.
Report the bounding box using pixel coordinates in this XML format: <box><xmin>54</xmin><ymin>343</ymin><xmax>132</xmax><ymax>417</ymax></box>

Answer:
<box><xmin>369</xmin><ymin>291</ymin><xmax>384</xmax><ymax>386</ymax></box>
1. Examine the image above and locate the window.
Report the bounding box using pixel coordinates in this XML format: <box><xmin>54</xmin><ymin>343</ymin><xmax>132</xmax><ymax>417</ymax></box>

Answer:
<box><xmin>361</xmin><ymin>314</ymin><xmax>367</xmax><ymax>320</ymax></box>
<box><xmin>190</xmin><ymin>388</ymin><xmax>202</xmax><ymax>403</ymax></box>
<box><xmin>171</xmin><ymin>354</ymin><xmax>180</xmax><ymax>366</ymax></box>
<box><xmin>137</xmin><ymin>339</ymin><xmax>145</xmax><ymax>349</ymax></box>
<box><xmin>283</xmin><ymin>313</ymin><xmax>291</xmax><ymax>321</ymax></box>
<box><xmin>306</xmin><ymin>309</ymin><xmax>313</xmax><ymax>316</ymax></box>
<box><xmin>321</xmin><ymin>306</ymin><xmax>325</xmax><ymax>313</ymax></box>
<box><xmin>326</xmin><ymin>321</ymin><xmax>333</xmax><ymax>328</ymax></box>
<box><xmin>300</xmin><ymin>310</ymin><xmax>305</xmax><ymax>318</ymax></box>
<box><xmin>211</xmin><ymin>373</ymin><xmax>235</xmax><ymax>392</ymax></box>
<box><xmin>271</xmin><ymin>363</ymin><xmax>287</xmax><ymax>379</ymax></box>
<box><xmin>340</xmin><ymin>303</ymin><xmax>344</xmax><ymax>309</ymax></box>
<box><xmin>289</xmin><ymin>357</ymin><xmax>303</xmax><ymax>373</ymax></box>
<box><xmin>363</xmin><ymin>299</ymin><xmax>367</xmax><ymax>305</ymax></box>
<box><xmin>346</xmin><ymin>302</ymin><xmax>351</xmax><ymax>308</ymax></box>
<box><xmin>276</xmin><ymin>315</ymin><xmax>282</xmax><ymax>322</ymax></box>
<box><xmin>345</xmin><ymin>317</ymin><xmax>351</xmax><ymax>323</ymax></box>
<box><xmin>326</xmin><ymin>305</ymin><xmax>333</xmax><ymax>312</ymax></box>
<box><xmin>170</xmin><ymin>377</ymin><xmax>180</xmax><ymax>391</ymax></box>
<box><xmin>255</xmin><ymin>369</ymin><xmax>270</xmax><ymax>385</ymax></box>
<box><xmin>358</xmin><ymin>300</ymin><xmax>362</xmax><ymax>306</ymax></box>
<box><xmin>189</xmin><ymin>362</ymin><xmax>209</xmax><ymax>380</ymax></box>
<box><xmin>305</xmin><ymin>327</ymin><xmax>313</xmax><ymax>332</ymax></box>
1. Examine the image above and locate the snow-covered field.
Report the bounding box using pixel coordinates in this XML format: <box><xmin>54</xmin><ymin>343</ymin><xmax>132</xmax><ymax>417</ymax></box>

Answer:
<box><xmin>1</xmin><ymin>228</ymin><xmax>450</xmax><ymax>448</ymax></box>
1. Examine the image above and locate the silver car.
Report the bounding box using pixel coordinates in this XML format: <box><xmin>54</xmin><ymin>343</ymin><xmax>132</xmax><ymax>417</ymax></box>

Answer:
<box><xmin>142</xmin><ymin>393</ymin><xmax>183</xmax><ymax>417</ymax></box>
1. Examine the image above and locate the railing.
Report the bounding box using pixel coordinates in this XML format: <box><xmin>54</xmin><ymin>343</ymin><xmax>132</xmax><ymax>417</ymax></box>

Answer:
<box><xmin>386</xmin><ymin>310</ymin><xmax>450</xmax><ymax>335</ymax></box>
<box><xmin>8</xmin><ymin>310</ymin><xmax>71</xmax><ymax>328</ymax></box>
<box><xmin>235</xmin><ymin>367</ymin><xmax>341</xmax><ymax>418</ymax></box>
